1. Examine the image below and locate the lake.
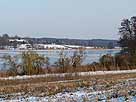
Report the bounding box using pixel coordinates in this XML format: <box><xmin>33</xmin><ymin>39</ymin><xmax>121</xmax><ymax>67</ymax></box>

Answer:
<box><xmin>0</xmin><ymin>49</ymin><xmax>120</xmax><ymax>70</ymax></box>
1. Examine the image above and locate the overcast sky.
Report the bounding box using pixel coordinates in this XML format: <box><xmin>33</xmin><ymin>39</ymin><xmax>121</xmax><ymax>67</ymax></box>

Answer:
<box><xmin>0</xmin><ymin>0</ymin><xmax>135</xmax><ymax>39</ymax></box>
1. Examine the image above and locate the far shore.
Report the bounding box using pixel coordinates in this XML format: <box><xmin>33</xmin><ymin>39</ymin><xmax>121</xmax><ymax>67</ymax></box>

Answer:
<box><xmin>0</xmin><ymin>48</ymin><xmax>121</xmax><ymax>52</ymax></box>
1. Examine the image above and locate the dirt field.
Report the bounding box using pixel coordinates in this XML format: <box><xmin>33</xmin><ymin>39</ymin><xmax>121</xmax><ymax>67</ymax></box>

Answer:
<box><xmin>0</xmin><ymin>71</ymin><xmax>136</xmax><ymax>97</ymax></box>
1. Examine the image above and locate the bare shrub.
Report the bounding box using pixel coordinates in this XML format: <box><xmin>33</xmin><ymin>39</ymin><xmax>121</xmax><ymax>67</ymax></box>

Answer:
<box><xmin>22</xmin><ymin>51</ymin><xmax>46</xmax><ymax>75</ymax></box>
<box><xmin>71</xmin><ymin>49</ymin><xmax>86</xmax><ymax>71</ymax></box>
<box><xmin>3</xmin><ymin>51</ymin><xmax>47</xmax><ymax>76</ymax></box>
<box><xmin>3</xmin><ymin>55</ymin><xmax>18</xmax><ymax>76</ymax></box>
<box><xmin>54</xmin><ymin>50</ymin><xmax>71</xmax><ymax>73</ymax></box>
<box><xmin>99</xmin><ymin>54</ymin><xmax>115</xmax><ymax>70</ymax></box>
<box><xmin>54</xmin><ymin>49</ymin><xmax>86</xmax><ymax>73</ymax></box>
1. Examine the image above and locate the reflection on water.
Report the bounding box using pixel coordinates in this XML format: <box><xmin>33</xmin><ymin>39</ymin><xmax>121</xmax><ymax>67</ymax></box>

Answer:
<box><xmin>0</xmin><ymin>49</ymin><xmax>120</xmax><ymax>70</ymax></box>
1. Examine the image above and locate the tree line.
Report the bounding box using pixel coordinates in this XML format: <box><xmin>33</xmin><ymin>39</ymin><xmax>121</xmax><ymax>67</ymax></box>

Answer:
<box><xmin>0</xmin><ymin>34</ymin><xmax>118</xmax><ymax>49</ymax></box>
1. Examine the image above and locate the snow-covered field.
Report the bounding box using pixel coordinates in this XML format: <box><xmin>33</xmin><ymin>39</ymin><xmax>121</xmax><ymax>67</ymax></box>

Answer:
<box><xmin>0</xmin><ymin>70</ymin><xmax>136</xmax><ymax>102</ymax></box>
<box><xmin>0</xmin><ymin>77</ymin><xmax>136</xmax><ymax>102</ymax></box>
<box><xmin>1</xmin><ymin>87</ymin><xmax>136</xmax><ymax>102</ymax></box>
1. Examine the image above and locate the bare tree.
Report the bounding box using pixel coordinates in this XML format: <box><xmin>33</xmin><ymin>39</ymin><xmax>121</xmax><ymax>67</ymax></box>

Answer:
<box><xmin>54</xmin><ymin>50</ymin><xmax>71</xmax><ymax>73</ymax></box>
<box><xmin>71</xmin><ymin>49</ymin><xmax>86</xmax><ymax>70</ymax></box>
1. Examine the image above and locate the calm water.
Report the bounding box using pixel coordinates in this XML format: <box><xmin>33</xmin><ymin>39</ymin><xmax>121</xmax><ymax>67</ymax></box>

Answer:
<box><xmin>0</xmin><ymin>49</ymin><xmax>120</xmax><ymax>70</ymax></box>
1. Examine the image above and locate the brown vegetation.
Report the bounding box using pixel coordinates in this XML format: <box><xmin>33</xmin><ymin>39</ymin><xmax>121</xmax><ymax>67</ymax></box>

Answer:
<box><xmin>0</xmin><ymin>72</ymin><xmax>136</xmax><ymax>96</ymax></box>
<box><xmin>1</xmin><ymin>49</ymin><xmax>136</xmax><ymax>77</ymax></box>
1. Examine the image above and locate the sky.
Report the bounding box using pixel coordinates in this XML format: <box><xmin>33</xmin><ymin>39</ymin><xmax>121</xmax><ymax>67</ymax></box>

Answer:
<box><xmin>0</xmin><ymin>0</ymin><xmax>135</xmax><ymax>39</ymax></box>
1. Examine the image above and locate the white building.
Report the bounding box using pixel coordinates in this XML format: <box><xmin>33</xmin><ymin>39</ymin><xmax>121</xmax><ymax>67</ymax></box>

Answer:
<box><xmin>9</xmin><ymin>39</ymin><xmax>28</xmax><ymax>44</ymax></box>
<box><xmin>44</xmin><ymin>44</ymin><xmax>66</xmax><ymax>49</ymax></box>
<box><xmin>17</xmin><ymin>44</ymin><xmax>32</xmax><ymax>50</ymax></box>
<box><xmin>34</xmin><ymin>44</ymin><xmax>66</xmax><ymax>49</ymax></box>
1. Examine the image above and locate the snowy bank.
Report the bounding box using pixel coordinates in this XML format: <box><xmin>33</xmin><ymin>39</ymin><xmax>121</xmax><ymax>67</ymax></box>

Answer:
<box><xmin>0</xmin><ymin>69</ymin><xmax>136</xmax><ymax>80</ymax></box>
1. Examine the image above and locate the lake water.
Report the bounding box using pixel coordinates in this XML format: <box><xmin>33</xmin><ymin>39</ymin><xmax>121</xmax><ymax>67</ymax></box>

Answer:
<box><xmin>0</xmin><ymin>49</ymin><xmax>120</xmax><ymax>70</ymax></box>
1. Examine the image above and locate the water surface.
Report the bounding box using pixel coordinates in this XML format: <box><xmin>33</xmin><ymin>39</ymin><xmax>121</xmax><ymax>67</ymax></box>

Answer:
<box><xmin>0</xmin><ymin>49</ymin><xmax>120</xmax><ymax>70</ymax></box>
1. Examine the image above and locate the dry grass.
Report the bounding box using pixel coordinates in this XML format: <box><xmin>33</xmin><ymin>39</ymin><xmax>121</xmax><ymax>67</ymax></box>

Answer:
<box><xmin>42</xmin><ymin>65</ymin><xmax>136</xmax><ymax>74</ymax></box>
<box><xmin>0</xmin><ymin>72</ymin><xmax>136</xmax><ymax>96</ymax></box>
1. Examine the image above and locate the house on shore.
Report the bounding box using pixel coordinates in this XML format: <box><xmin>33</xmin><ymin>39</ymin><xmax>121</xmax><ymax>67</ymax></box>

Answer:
<box><xmin>9</xmin><ymin>38</ymin><xmax>32</xmax><ymax>50</ymax></box>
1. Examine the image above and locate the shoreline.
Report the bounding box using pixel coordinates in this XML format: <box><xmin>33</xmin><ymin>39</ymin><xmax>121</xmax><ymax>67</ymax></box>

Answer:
<box><xmin>0</xmin><ymin>69</ymin><xmax>136</xmax><ymax>80</ymax></box>
<box><xmin>0</xmin><ymin>48</ymin><xmax>121</xmax><ymax>52</ymax></box>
